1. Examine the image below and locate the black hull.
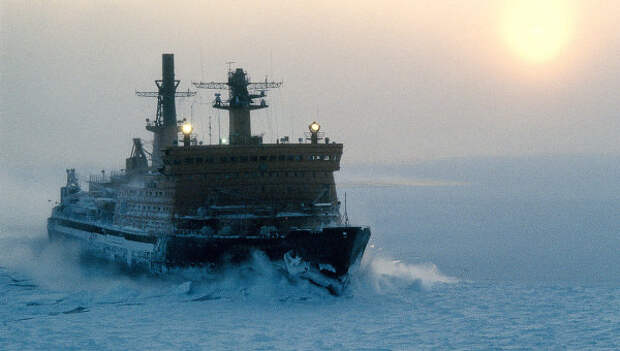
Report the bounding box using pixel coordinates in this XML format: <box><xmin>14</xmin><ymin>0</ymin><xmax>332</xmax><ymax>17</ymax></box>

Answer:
<box><xmin>47</xmin><ymin>217</ymin><xmax>370</xmax><ymax>278</ymax></box>
<box><xmin>165</xmin><ymin>227</ymin><xmax>370</xmax><ymax>277</ymax></box>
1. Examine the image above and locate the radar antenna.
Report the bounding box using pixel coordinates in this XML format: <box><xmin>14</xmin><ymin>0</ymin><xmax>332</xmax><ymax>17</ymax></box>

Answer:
<box><xmin>192</xmin><ymin>67</ymin><xmax>282</xmax><ymax>145</ymax></box>
<box><xmin>136</xmin><ymin>89</ymin><xmax>196</xmax><ymax>128</ymax></box>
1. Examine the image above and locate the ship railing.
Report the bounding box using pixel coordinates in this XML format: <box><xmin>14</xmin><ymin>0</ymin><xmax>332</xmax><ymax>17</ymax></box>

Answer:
<box><xmin>88</xmin><ymin>170</ymin><xmax>126</xmax><ymax>184</ymax></box>
<box><xmin>110</xmin><ymin>170</ymin><xmax>125</xmax><ymax>179</ymax></box>
<box><xmin>89</xmin><ymin>174</ymin><xmax>108</xmax><ymax>184</ymax></box>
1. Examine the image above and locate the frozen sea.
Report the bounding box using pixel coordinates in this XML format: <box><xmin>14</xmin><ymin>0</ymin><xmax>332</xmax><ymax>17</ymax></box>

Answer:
<box><xmin>1</xmin><ymin>156</ymin><xmax>619</xmax><ymax>350</ymax></box>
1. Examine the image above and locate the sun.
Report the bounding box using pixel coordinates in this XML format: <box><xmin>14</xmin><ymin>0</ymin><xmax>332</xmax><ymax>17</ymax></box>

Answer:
<box><xmin>501</xmin><ymin>0</ymin><xmax>576</xmax><ymax>63</ymax></box>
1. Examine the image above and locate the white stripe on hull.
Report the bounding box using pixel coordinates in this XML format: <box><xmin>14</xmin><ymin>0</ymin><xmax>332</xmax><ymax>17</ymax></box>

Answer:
<box><xmin>49</xmin><ymin>222</ymin><xmax>155</xmax><ymax>269</ymax></box>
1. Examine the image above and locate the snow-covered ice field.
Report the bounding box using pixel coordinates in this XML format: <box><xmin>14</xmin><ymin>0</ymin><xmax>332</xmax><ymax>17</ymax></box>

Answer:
<box><xmin>1</xmin><ymin>231</ymin><xmax>618</xmax><ymax>350</ymax></box>
<box><xmin>2</xmin><ymin>157</ymin><xmax>619</xmax><ymax>350</ymax></box>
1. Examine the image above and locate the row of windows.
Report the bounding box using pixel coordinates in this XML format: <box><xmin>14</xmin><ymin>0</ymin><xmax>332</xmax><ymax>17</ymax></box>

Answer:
<box><xmin>175</xmin><ymin>184</ymin><xmax>331</xmax><ymax>204</ymax></box>
<box><xmin>120</xmin><ymin>219</ymin><xmax>168</xmax><ymax>231</ymax></box>
<box><xmin>166</xmin><ymin>154</ymin><xmax>340</xmax><ymax>166</ymax></box>
<box><xmin>125</xmin><ymin>204</ymin><xmax>171</xmax><ymax>212</ymax></box>
<box><xmin>178</xmin><ymin>171</ymin><xmax>330</xmax><ymax>180</ymax></box>
<box><xmin>119</xmin><ymin>190</ymin><xmax>173</xmax><ymax>198</ymax></box>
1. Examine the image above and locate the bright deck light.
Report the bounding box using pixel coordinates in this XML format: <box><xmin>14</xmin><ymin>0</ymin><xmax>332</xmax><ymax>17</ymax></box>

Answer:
<box><xmin>182</xmin><ymin>122</ymin><xmax>193</xmax><ymax>135</ymax></box>
<box><xmin>309</xmin><ymin>121</ymin><xmax>320</xmax><ymax>133</ymax></box>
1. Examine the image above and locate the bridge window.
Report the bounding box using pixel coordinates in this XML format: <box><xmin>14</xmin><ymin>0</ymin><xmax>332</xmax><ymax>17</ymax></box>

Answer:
<box><xmin>278</xmin><ymin>155</ymin><xmax>285</xmax><ymax>161</ymax></box>
<box><xmin>173</xmin><ymin>159</ymin><xmax>181</xmax><ymax>165</ymax></box>
<box><xmin>220</xmin><ymin>156</ymin><xmax>228</xmax><ymax>163</ymax></box>
<box><xmin>259</xmin><ymin>156</ymin><xmax>268</xmax><ymax>161</ymax></box>
<box><xmin>240</xmin><ymin>156</ymin><xmax>248</xmax><ymax>162</ymax></box>
<box><xmin>196</xmin><ymin>157</ymin><xmax>203</xmax><ymax>164</ymax></box>
<box><xmin>295</xmin><ymin>155</ymin><xmax>303</xmax><ymax>161</ymax></box>
<box><xmin>230</xmin><ymin>156</ymin><xmax>238</xmax><ymax>162</ymax></box>
<box><xmin>250</xmin><ymin>156</ymin><xmax>258</xmax><ymax>162</ymax></box>
<box><xmin>184</xmin><ymin>158</ymin><xmax>194</xmax><ymax>164</ymax></box>
<box><xmin>287</xmin><ymin>155</ymin><xmax>294</xmax><ymax>161</ymax></box>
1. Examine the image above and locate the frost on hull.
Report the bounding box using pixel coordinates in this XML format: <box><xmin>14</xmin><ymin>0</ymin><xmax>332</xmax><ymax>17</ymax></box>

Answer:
<box><xmin>48</xmin><ymin>217</ymin><xmax>370</xmax><ymax>279</ymax></box>
<box><xmin>47</xmin><ymin>53</ymin><xmax>371</xmax><ymax>285</ymax></box>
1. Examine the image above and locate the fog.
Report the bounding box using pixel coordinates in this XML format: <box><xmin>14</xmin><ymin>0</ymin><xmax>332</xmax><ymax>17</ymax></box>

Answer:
<box><xmin>1</xmin><ymin>1</ymin><xmax>619</xmax><ymax>283</ymax></box>
<box><xmin>1</xmin><ymin>1</ymin><xmax>619</xmax><ymax>170</ymax></box>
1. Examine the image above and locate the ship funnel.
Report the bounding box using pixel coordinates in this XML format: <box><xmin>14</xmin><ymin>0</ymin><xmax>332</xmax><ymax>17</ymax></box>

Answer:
<box><xmin>138</xmin><ymin>54</ymin><xmax>196</xmax><ymax>168</ymax></box>
<box><xmin>161</xmin><ymin>53</ymin><xmax>178</xmax><ymax>127</ymax></box>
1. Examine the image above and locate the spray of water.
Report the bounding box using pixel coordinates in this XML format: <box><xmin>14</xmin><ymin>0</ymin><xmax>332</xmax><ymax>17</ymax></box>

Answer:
<box><xmin>1</xmin><ymin>225</ymin><xmax>457</xmax><ymax>308</ymax></box>
<box><xmin>348</xmin><ymin>249</ymin><xmax>458</xmax><ymax>298</ymax></box>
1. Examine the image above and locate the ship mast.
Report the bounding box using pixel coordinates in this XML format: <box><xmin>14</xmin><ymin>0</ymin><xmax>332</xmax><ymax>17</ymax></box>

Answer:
<box><xmin>136</xmin><ymin>54</ymin><xmax>196</xmax><ymax>167</ymax></box>
<box><xmin>193</xmin><ymin>69</ymin><xmax>282</xmax><ymax>145</ymax></box>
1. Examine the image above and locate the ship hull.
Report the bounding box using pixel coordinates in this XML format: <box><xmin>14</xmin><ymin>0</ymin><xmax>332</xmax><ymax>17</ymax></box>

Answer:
<box><xmin>47</xmin><ymin>217</ymin><xmax>370</xmax><ymax>279</ymax></box>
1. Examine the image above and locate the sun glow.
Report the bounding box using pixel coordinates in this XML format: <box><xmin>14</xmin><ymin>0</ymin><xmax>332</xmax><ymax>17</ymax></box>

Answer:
<box><xmin>501</xmin><ymin>0</ymin><xmax>576</xmax><ymax>63</ymax></box>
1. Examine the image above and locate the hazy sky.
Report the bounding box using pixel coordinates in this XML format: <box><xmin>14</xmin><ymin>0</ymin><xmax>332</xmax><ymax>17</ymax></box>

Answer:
<box><xmin>1</xmin><ymin>0</ymin><xmax>619</xmax><ymax>170</ymax></box>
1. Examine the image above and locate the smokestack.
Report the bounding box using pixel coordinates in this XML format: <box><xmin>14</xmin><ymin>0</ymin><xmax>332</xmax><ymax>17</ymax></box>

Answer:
<box><xmin>161</xmin><ymin>53</ymin><xmax>177</xmax><ymax>127</ymax></box>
